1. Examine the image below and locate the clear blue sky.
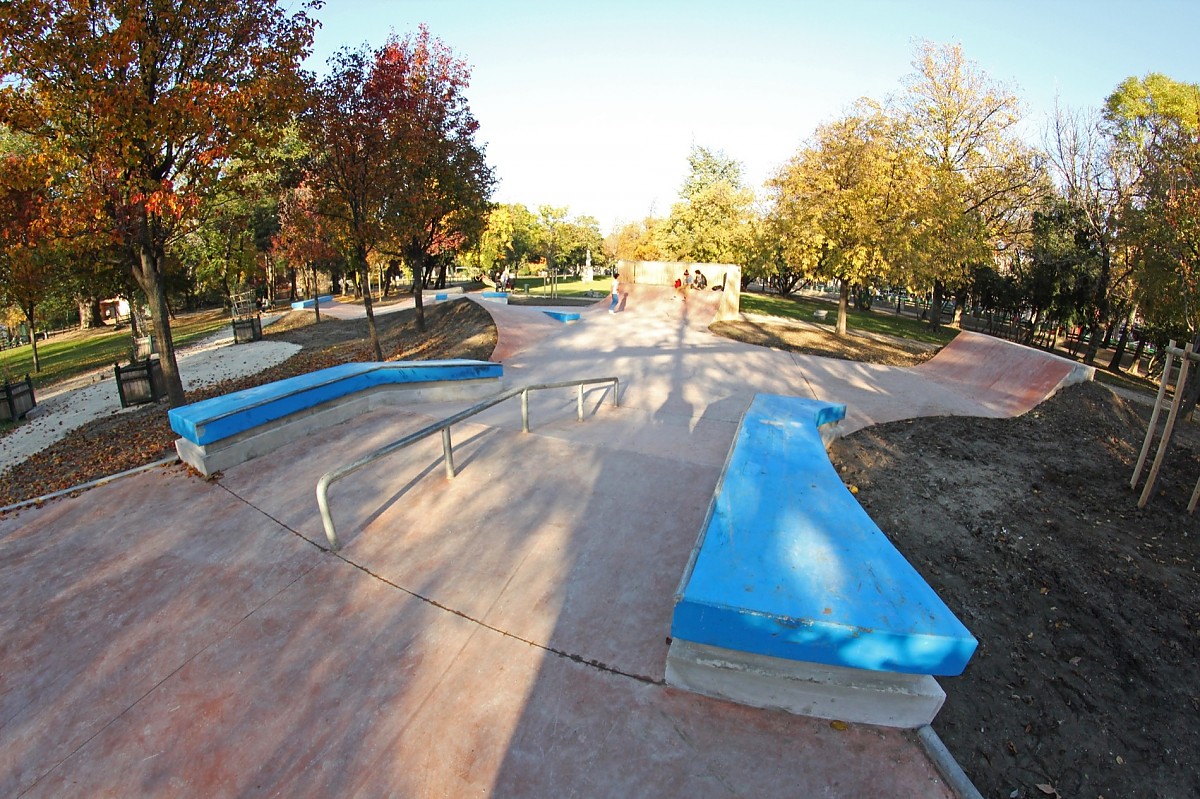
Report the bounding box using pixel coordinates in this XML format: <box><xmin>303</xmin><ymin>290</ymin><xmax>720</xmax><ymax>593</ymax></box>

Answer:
<box><xmin>304</xmin><ymin>0</ymin><xmax>1200</xmax><ymax>233</ymax></box>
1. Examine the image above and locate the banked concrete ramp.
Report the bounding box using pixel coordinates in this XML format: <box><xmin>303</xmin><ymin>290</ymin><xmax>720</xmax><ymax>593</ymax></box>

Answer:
<box><xmin>915</xmin><ymin>329</ymin><xmax>1094</xmax><ymax>417</ymax></box>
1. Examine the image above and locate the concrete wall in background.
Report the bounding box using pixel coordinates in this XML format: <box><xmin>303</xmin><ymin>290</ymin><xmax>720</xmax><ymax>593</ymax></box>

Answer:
<box><xmin>615</xmin><ymin>260</ymin><xmax>742</xmax><ymax>322</ymax></box>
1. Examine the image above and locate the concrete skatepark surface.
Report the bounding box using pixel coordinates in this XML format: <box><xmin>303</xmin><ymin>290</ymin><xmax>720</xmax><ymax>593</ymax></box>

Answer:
<box><xmin>0</xmin><ymin>285</ymin><xmax>1085</xmax><ymax>797</ymax></box>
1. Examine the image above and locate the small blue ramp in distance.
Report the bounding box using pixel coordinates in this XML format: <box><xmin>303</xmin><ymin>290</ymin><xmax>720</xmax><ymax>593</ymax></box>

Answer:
<box><xmin>671</xmin><ymin>394</ymin><xmax>977</xmax><ymax>677</ymax></box>
<box><xmin>290</xmin><ymin>295</ymin><xmax>333</xmax><ymax>310</ymax></box>
<box><xmin>542</xmin><ymin>310</ymin><xmax>580</xmax><ymax>323</ymax></box>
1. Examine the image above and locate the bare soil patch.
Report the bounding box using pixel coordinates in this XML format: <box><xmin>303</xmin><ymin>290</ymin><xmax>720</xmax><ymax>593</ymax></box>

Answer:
<box><xmin>0</xmin><ymin>300</ymin><xmax>496</xmax><ymax>507</ymax></box>
<box><xmin>830</xmin><ymin>381</ymin><xmax>1200</xmax><ymax>799</ymax></box>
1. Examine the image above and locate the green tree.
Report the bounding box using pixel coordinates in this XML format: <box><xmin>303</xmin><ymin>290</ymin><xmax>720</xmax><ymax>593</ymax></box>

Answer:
<box><xmin>1106</xmin><ymin>74</ymin><xmax>1200</xmax><ymax>340</ymax></box>
<box><xmin>770</xmin><ymin>106</ymin><xmax>925</xmax><ymax>334</ymax></box>
<box><xmin>665</xmin><ymin>145</ymin><xmax>754</xmax><ymax>264</ymax></box>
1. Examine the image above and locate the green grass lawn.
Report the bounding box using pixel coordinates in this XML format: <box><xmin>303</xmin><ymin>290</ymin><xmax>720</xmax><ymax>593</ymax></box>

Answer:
<box><xmin>1</xmin><ymin>308</ymin><xmax>231</xmax><ymax>390</ymax></box>
<box><xmin>511</xmin><ymin>275</ymin><xmax>609</xmax><ymax>297</ymax></box>
<box><xmin>739</xmin><ymin>291</ymin><xmax>958</xmax><ymax>346</ymax></box>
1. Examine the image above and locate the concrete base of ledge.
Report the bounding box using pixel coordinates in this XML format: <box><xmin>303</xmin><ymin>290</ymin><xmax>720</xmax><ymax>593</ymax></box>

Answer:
<box><xmin>665</xmin><ymin>640</ymin><xmax>946</xmax><ymax>730</ymax></box>
<box><xmin>174</xmin><ymin>378</ymin><xmax>500</xmax><ymax>477</ymax></box>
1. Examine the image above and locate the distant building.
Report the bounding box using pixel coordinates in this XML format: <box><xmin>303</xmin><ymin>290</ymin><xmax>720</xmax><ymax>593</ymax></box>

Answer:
<box><xmin>99</xmin><ymin>297</ymin><xmax>131</xmax><ymax>325</ymax></box>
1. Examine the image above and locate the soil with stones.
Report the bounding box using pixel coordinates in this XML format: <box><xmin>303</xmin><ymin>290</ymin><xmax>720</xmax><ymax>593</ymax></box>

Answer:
<box><xmin>830</xmin><ymin>381</ymin><xmax>1200</xmax><ymax>799</ymax></box>
<box><xmin>0</xmin><ymin>299</ymin><xmax>496</xmax><ymax>507</ymax></box>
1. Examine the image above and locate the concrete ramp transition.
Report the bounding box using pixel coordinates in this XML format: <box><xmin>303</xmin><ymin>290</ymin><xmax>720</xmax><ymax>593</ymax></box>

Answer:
<box><xmin>916</xmin><ymin>330</ymin><xmax>1095</xmax><ymax>417</ymax></box>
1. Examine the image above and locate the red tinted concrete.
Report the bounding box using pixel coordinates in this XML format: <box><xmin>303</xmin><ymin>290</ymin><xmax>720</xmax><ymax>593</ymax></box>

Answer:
<box><xmin>915</xmin><ymin>329</ymin><xmax>1094</xmax><ymax>417</ymax></box>
<box><xmin>2</xmin><ymin>285</ymin><xmax>1080</xmax><ymax>797</ymax></box>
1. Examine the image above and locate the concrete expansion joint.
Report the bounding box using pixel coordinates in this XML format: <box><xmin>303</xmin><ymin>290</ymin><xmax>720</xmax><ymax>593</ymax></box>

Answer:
<box><xmin>220</xmin><ymin>473</ymin><xmax>663</xmax><ymax>688</ymax></box>
<box><xmin>216</xmin><ymin>482</ymin><xmax>333</xmax><ymax>552</ymax></box>
<box><xmin>335</xmin><ymin>553</ymin><xmax>664</xmax><ymax>688</ymax></box>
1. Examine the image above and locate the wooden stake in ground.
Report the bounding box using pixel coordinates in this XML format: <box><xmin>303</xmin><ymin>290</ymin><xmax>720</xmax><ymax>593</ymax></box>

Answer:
<box><xmin>1139</xmin><ymin>343</ymin><xmax>1193</xmax><ymax>508</ymax></box>
<box><xmin>1131</xmin><ymin>340</ymin><xmax>1176</xmax><ymax>491</ymax></box>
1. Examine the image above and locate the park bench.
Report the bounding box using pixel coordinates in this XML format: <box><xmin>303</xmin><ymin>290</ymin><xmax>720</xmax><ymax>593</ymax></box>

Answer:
<box><xmin>1</xmin><ymin>374</ymin><xmax>36</xmax><ymax>421</ymax></box>
<box><xmin>168</xmin><ymin>360</ymin><xmax>503</xmax><ymax>477</ymax></box>
<box><xmin>667</xmin><ymin>394</ymin><xmax>977</xmax><ymax>728</ymax></box>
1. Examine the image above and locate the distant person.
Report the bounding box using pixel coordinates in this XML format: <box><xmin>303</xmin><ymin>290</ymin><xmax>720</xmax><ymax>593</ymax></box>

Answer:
<box><xmin>681</xmin><ymin>269</ymin><xmax>691</xmax><ymax>300</ymax></box>
<box><xmin>692</xmin><ymin>271</ymin><xmax>707</xmax><ymax>290</ymax></box>
<box><xmin>609</xmin><ymin>271</ymin><xmax>621</xmax><ymax>313</ymax></box>
<box><xmin>499</xmin><ymin>267</ymin><xmax>510</xmax><ymax>290</ymax></box>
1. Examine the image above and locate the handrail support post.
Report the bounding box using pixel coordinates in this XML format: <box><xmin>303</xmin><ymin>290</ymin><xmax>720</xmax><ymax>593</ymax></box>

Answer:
<box><xmin>521</xmin><ymin>389</ymin><xmax>530</xmax><ymax>433</ymax></box>
<box><xmin>442</xmin><ymin>427</ymin><xmax>456</xmax><ymax>478</ymax></box>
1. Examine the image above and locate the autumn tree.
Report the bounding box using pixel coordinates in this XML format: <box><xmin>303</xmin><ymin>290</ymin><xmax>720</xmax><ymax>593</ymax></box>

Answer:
<box><xmin>770</xmin><ymin>105</ymin><xmax>925</xmax><ymax>334</ymax></box>
<box><xmin>376</xmin><ymin>28</ymin><xmax>494</xmax><ymax>330</ymax></box>
<box><xmin>0</xmin><ymin>1</ymin><xmax>319</xmax><ymax>406</ymax></box>
<box><xmin>607</xmin><ymin>216</ymin><xmax>670</xmax><ymax>262</ymax></box>
<box><xmin>899</xmin><ymin>41</ymin><xmax>1045</xmax><ymax>329</ymax></box>
<box><xmin>303</xmin><ymin>28</ymin><xmax>493</xmax><ymax>345</ymax></box>
<box><xmin>275</xmin><ymin>183</ymin><xmax>340</xmax><ymax>322</ymax></box>
<box><xmin>0</xmin><ymin>133</ymin><xmax>60</xmax><ymax>372</ymax></box>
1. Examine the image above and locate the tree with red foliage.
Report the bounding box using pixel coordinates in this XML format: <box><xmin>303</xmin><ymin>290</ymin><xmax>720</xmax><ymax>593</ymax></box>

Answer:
<box><xmin>275</xmin><ymin>183</ymin><xmax>340</xmax><ymax>323</ymax></box>
<box><xmin>0</xmin><ymin>1</ymin><xmax>319</xmax><ymax>406</ymax></box>
<box><xmin>302</xmin><ymin>26</ymin><xmax>493</xmax><ymax>350</ymax></box>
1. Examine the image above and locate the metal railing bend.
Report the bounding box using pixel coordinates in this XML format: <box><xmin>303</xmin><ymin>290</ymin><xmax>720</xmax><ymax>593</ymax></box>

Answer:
<box><xmin>316</xmin><ymin>376</ymin><xmax>619</xmax><ymax>550</ymax></box>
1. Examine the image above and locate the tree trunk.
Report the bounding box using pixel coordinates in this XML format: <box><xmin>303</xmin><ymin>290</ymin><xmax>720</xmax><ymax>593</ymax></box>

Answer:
<box><xmin>134</xmin><ymin>244</ymin><xmax>186</xmax><ymax>407</ymax></box>
<box><xmin>836</xmin><ymin>282</ymin><xmax>850</xmax><ymax>336</ymax></box>
<box><xmin>409</xmin><ymin>241</ymin><xmax>427</xmax><ymax>333</ymax></box>
<box><xmin>1107</xmin><ymin>305</ymin><xmax>1137</xmax><ymax>373</ymax></box>
<box><xmin>1083</xmin><ymin>321</ymin><xmax>1102</xmax><ymax>366</ymax></box>
<box><xmin>1129</xmin><ymin>337</ymin><xmax>1147</xmax><ymax>376</ymax></box>
<box><xmin>356</xmin><ymin>246</ymin><xmax>382</xmax><ymax>361</ymax></box>
<box><xmin>927</xmin><ymin>280</ymin><xmax>945</xmax><ymax>330</ymax></box>
<box><xmin>23</xmin><ymin>302</ymin><xmax>40</xmax><ymax>373</ymax></box>
<box><xmin>310</xmin><ymin>264</ymin><xmax>321</xmax><ymax>323</ymax></box>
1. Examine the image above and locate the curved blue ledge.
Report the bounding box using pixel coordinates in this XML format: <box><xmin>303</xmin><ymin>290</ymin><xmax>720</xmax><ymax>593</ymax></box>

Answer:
<box><xmin>671</xmin><ymin>394</ymin><xmax>977</xmax><ymax>676</ymax></box>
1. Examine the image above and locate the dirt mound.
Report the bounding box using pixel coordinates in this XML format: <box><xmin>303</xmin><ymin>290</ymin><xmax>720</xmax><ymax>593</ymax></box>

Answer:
<box><xmin>830</xmin><ymin>381</ymin><xmax>1200</xmax><ymax>799</ymax></box>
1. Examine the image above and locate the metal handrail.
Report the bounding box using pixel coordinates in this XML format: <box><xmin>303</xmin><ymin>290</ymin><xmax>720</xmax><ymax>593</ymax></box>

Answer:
<box><xmin>315</xmin><ymin>376</ymin><xmax>620</xmax><ymax>550</ymax></box>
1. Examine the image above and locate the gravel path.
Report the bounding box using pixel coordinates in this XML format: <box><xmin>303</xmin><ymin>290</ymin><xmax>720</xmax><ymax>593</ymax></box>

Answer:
<box><xmin>1</xmin><ymin>322</ymin><xmax>298</xmax><ymax>474</ymax></box>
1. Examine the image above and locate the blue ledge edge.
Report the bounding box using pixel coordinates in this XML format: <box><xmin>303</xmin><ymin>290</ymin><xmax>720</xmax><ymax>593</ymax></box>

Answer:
<box><xmin>543</xmin><ymin>310</ymin><xmax>581</xmax><ymax>322</ymax></box>
<box><xmin>168</xmin><ymin>360</ymin><xmax>502</xmax><ymax>446</ymax></box>
<box><xmin>290</xmin><ymin>295</ymin><xmax>333</xmax><ymax>310</ymax></box>
<box><xmin>671</xmin><ymin>394</ymin><xmax>977</xmax><ymax>676</ymax></box>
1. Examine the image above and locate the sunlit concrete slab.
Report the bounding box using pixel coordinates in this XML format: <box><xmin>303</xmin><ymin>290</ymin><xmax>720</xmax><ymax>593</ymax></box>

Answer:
<box><xmin>1</xmin><ymin>405</ymin><xmax>956</xmax><ymax>797</ymax></box>
<box><xmin>0</xmin><ymin>281</ymin><xmax>1090</xmax><ymax>797</ymax></box>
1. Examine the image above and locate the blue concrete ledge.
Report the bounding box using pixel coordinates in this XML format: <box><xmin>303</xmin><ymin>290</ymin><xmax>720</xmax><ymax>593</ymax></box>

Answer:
<box><xmin>671</xmin><ymin>394</ymin><xmax>977</xmax><ymax>677</ymax></box>
<box><xmin>169</xmin><ymin>360</ymin><xmax>502</xmax><ymax>446</ymax></box>
<box><xmin>290</xmin><ymin>295</ymin><xmax>333</xmax><ymax>310</ymax></box>
<box><xmin>481</xmin><ymin>291</ymin><xmax>508</xmax><ymax>298</ymax></box>
<box><xmin>542</xmin><ymin>310</ymin><xmax>580</xmax><ymax>323</ymax></box>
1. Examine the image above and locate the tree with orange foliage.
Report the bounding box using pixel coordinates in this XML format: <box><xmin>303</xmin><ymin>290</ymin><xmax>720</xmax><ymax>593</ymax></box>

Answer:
<box><xmin>275</xmin><ymin>183</ymin><xmax>340</xmax><ymax>324</ymax></box>
<box><xmin>0</xmin><ymin>1</ymin><xmax>319</xmax><ymax>406</ymax></box>
<box><xmin>0</xmin><ymin>136</ymin><xmax>61</xmax><ymax>373</ymax></box>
